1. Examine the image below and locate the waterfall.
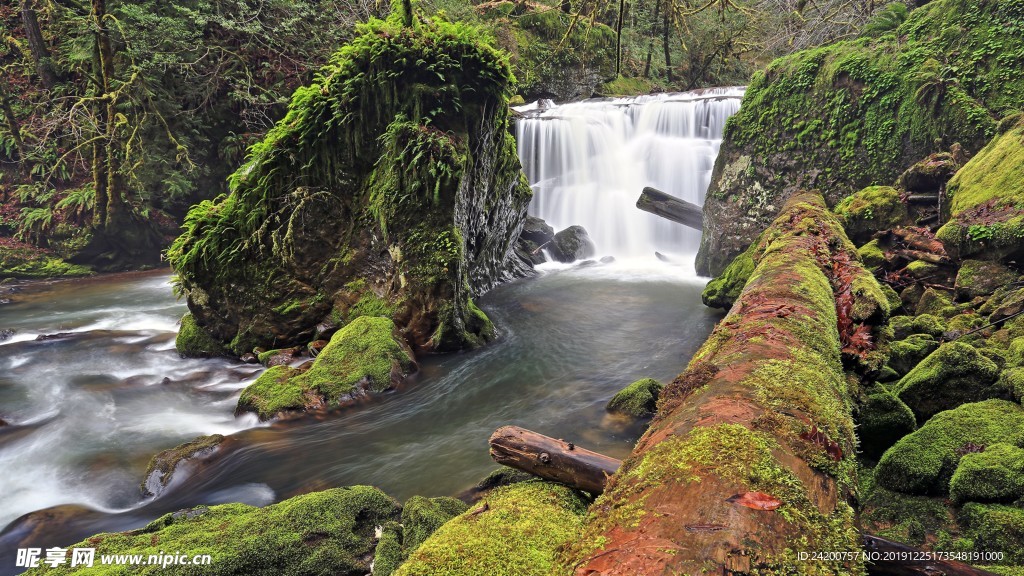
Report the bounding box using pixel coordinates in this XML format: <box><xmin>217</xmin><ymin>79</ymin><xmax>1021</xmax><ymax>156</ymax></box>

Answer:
<box><xmin>515</xmin><ymin>88</ymin><xmax>744</xmax><ymax>260</ymax></box>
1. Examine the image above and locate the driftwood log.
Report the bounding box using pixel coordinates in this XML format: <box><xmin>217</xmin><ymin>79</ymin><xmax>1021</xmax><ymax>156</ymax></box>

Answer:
<box><xmin>635</xmin><ymin>187</ymin><xmax>703</xmax><ymax>230</ymax></box>
<box><xmin>488</xmin><ymin>426</ymin><xmax>620</xmax><ymax>495</ymax></box>
<box><xmin>490</xmin><ymin>426</ymin><xmax>996</xmax><ymax>576</ymax></box>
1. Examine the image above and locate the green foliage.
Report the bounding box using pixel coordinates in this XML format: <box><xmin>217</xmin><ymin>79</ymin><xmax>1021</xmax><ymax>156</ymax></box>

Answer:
<box><xmin>24</xmin><ymin>486</ymin><xmax>400</xmax><ymax>575</ymax></box>
<box><xmin>860</xmin><ymin>2</ymin><xmax>909</xmax><ymax>38</ymax></box>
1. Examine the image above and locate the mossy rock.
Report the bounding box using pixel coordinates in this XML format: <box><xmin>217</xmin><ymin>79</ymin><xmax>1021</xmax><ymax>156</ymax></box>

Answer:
<box><xmin>293</xmin><ymin>316</ymin><xmax>416</xmax><ymax>402</ymax></box>
<box><xmin>915</xmin><ymin>288</ymin><xmax>954</xmax><ymax>317</ymax></box>
<box><xmin>858</xmin><ymin>388</ymin><xmax>917</xmax><ymax>461</ymax></box>
<box><xmin>999</xmin><ymin>367</ymin><xmax>1024</xmax><ymax>402</ymax></box>
<box><xmin>906</xmin><ymin>259</ymin><xmax>940</xmax><ymax>279</ymax></box>
<box><xmin>875</xmin><ymin>399</ymin><xmax>1024</xmax><ymax>495</ymax></box>
<box><xmin>372</xmin><ymin>521</ymin><xmax>405</xmax><ymax>576</ymax></box>
<box><xmin>946</xmin><ymin>312</ymin><xmax>988</xmax><ymax>340</ymax></box>
<box><xmin>141</xmin><ymin>434</ymin><xmax>225</xmax><ymax>497</ymax></box>
<box><xmin>606</xmin><ymin>378</ymin><xmax>663</xmax><ymax>418</ymax></box>
<box><xmin>175</xmin><ymin>313</ymin><xmax>228</xmax><ymax>358</ymax></box>
<box><xmin>859</xmin><ymin>465</ymin><xmax>953</xmax><ymax>548</ymax></box>
<box><xmin>394</xmin><ymin>481</ymin><xmax>588</xmax><ymax>576</ymax></box>
<box><xmin>957</xmin><ymin>503</ymin><xmax>1024</xmax><ymax>565</ymax></box>
<box><xmin>400</xmin><ymin>496</ymin><xmax>468</xmax><ymax>554</ymax></box>
<box><xmin>890</xmin><ymin>314</ymin><xmax>947</xmax><ymax>340</ymax></box>
<box><xmin>702</xmin><ymin>239</ymin><xmax>760</xmax><ymax>309</ymax></box>
<box><xmin>896</xmin><ymin>152</ymin><xmax>960</xmax><ymax>193</ymax></box>
<box><xmin>1010</xmin><ymin>338</ymin><xmax>1024</xmax><ymax>367</ymax></box>
<box><xmin>887</xmin><ymin>334</ymin><xmax>939</xmax><ymax>376</ymax></box>
<box><xmin>894</xmin><ymin>342</ymin><xmax>1001</xmax><ymax>423</ymax></box>
<box><xmin>880</xmin><ymin>283</ymin><xmax>903</xmax><ymax>313</ymax></box>
<box><xmin>949</xmin><ymin>443</ymin><xmax>1024</xmax><ymax>504</ymax></box>
<box><xmin>937</xmin><ymin>121</ymin><xmax>1024</xmax><ymax>263</ymax></box>
<box><xmin>857</xmin><ymin>239</ymin><xmax>888</xmax><ymax>270</ymax></box>
<box><xmin>0</xmin><ymin>244</ymin><xmax>93</xmax><ymax>280</ymax></box>
<box><xmin>237</xmin><ymin>365</ymin><xmax>307</xmax><ymax>420</ymax></box>
<box><xmin>834</xmin><ymin>186</ymin><xmax>909</xmax><ymax>245</ymax></box>
<box><xmin>24</xmin><ymin>486</ymin><xmax>400</xmax><ymax>575</ymax></box>
<box><xmin>955</xmin><ymin>260</ymin><xmax>1020</xmax><ymax>300</ymax></box>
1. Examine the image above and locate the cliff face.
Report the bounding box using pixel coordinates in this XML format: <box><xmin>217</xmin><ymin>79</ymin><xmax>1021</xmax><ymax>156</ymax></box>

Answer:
<box><xmin>697</xmin><ymin>0</ymin><xmax>1024</xmax><ymax>276</ymax></box>
<box><xmin>168</xmin><ymin>16</ymin><xmax>532</xmax><ymax>356</ymax></box>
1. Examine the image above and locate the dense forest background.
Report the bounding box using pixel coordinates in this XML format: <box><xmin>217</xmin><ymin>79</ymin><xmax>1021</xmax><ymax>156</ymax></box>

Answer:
<box><xmin>0</xmin><ymin>0</ymin><xmax>907</xmax><ymax>274</ymax></box>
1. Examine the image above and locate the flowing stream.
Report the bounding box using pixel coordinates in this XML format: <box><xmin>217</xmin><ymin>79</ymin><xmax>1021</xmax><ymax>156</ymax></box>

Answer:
<box><xmin>0</xmin><ymin>89</ymin><xmax>740</xmax><ymax>573</ymax></box>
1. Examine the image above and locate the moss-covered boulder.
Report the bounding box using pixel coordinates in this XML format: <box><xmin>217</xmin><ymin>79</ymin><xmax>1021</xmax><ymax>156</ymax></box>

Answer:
<box><xmin>894</xmin><ymin>342</ymin><xmax>1002</xmax><ymax>422</ymax></box>
<box><xmin>915</xmin><ymin>288</ymin><xmax>955</xmax><ymax>317</ymax></box>
<box><xmin>606</xmin><ymin>378</ymin><xmax>663</xmax><ymax>418</ymax></box>
<box><xmin>858</xmin><ymin>387</ymin><xmax>917</xmax><ymax>460</ymax></box>
<box><xmin>237</xmin><ymin>365</ymin><xmax>307</xmax><ymax>419</ymax></box>
<box><xmin>896</xmin><ymin>151</ymin><xmax>961</xmax><ymax>193</ymax></box>
<box><xmin>834</xmin><ymin>186</ymin><xmax>909</xmax><ymax>245</ymax></box>
<box><xmin>702</xmin><ymin>240</ymin><xmax>759</xmax><ymax>309</ymax></box>
<box><xmin>548</xmin><ymin>225</ymin><xmax>595</xmax><ymax>263</ymax></box>
<box><xmin>394</xmin><ymin>481</ymin><xmax>587</xmax><ymax>576</ymax></box>
<box><xmin>937</xmin><ymin>116</ymin><xmax>1024</xmax><ymax>263</ymax></box>
<box><xmin>859</xmin><ymin>466</ymin><xmax>953</xmax><ymax>548</ymax></box>
<box><xmin>890</xmin><ymin>314</ymin><xmax>947</xmax><ymax>340</ymax></box>
<box><xmin>0</xmin><ymin>242</ymin><xmax>92</xmax><ymax>280</ymax></box>
<box><xmin>887</xmin><ymin>334</ymin><xmax>939</xmax><ymax>376</ymax></box>
<box><xmin>875</xmin><ymin>399</ymin><xmax>1024</xmax><ymax>495</ymax></box>
<box><xmin>957</xmin><ymin>503</ymin><xmax>1024</xmax><ymax>565</ymax></box>
<box><xmin>168</xmin><ymin>15</ymin><xmax>532</xmax><ymax>356</ymax></box>
<box><xmin>857</xmin><ymin>238</ymin><xmax>888</xmax><ymax>270</ymax></box>
<box><xmin>400</xmin><ymin>496</ymin><xmax>468</xmax><ymax>554</ymax></box>
<box><xmin>175</xmin><ymin>313</ymin><xmax>229</xmax><ymax>358</ymax></box>
<box><xmin>141</xmin><ymin>434</ymin><xmax>226</xmax><ymax>497</ymax></box>
<box><xmin>372</xmin><ymin>521</ymin><xmax>405</xmax><ymax>576</ymax></box>
<box><xmin>955</xmin><ymin>260</ymin><xmax>1020</xmax><ymax>300</ymax></box>
<box><xmin>949</xmin><ymin>443</ymin><xmax>1024</xmax><ymax>504</ymax></box>
<box><xmin>25</xmin><ymin>486</ymin><xmax>400</xmax><ymax>575</ymax></box>
<box><xmin>696</xmin><ymin>0</ymin><xmax>1024</xmax><ymax>276</ymax></box>
<box><xmin>1001</xmin><ymin>367</ymin><xmax>1024</xmax><ymax>403</ymax></box>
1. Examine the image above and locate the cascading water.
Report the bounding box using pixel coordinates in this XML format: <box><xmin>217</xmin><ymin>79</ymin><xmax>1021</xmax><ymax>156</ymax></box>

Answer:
<box><xmin>515</xmin><ymin>87</ymin><xmax>744</xmax><ymax>261</ymax></box>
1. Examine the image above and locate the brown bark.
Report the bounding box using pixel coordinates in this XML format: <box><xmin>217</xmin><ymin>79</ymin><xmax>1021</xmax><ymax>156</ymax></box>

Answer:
<box><xmin>894</xmin><ymin>249</ymin><xmax>950</xmax><ymax>265</ymax></box>
<box><xmin>21</xmin><ymin>0</ymin><xmax>60</xmax><ymax>90</ymax></box>
<box><xmin>91</xmin><ymin>0</ymin><xmax>128</xmax><ymax>231</ymax></box>
<box><xmin>556</xmin><ymin>193</ymin><xmax>879</xmax><ymax>575</ymax></box>
<box><xmin>0</xmin><ymin>80</ymin><xmax>26</xmax><ymax>163</ymax></box>
<box><xmin>636</xmin><ymin>186</ymin><xmax>703</xmax><ymax>230</ymax></box>
<box><xmin>614</xmin><ymin>0</ymin><xmax>625</xmax><ymax>77</ymax></box>
<box><xmin>892</xmin><ymin>227</ymin><xmax>948</xmax><ymax>256</ymax></box>
<box><xmin>489</xmin><ymin>426</ymin><xmax>620</xmax><ymax>496</ymax></box>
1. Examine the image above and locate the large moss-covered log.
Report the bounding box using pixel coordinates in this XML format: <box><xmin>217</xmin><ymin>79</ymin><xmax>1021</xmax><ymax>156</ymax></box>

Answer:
<box><xmin>557</xmin><ymin>192</ymin><xmax>887</xmax><ymax>574</ymax></box>
<box><xmin>168</xmin><ymin>14</ymin><xmax>532</xmax><ymax>356</ymax></box>
<box><xmin>697</xmin><ymin>0</ymin><xmax>1024</xmax><ymax>276</ymax></box>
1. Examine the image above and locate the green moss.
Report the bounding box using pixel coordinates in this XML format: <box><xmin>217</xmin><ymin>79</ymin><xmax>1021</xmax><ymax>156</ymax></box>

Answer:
<box><xmin>372</xmin><ymin>521</ymin><xmax>404</xmax><ymax>576</ymax></box>
<box><xmin>834</xmin><ymin>186</ymin><xmax>908</xmax><ymax>243</ymax></box>
<box><xmin>858</xmin><ymin>387</ymin><xmax>917</xmax><ymax>460</ymax></box>
<box><xmin>294</xmin><ymin>316</ymin><xmax>415</xmax><ymax>401</ymax></box>
<box><xmin>915</xmin><ymin>288</ymin><xmax>954</xmax><ymax>317</ymax></box>
<box><xmin>891</xmin><ymin>314</ymin><xmax>947</xmax><ymax>339</ymax></box>
<box><xmin>256</xmin><ymin>348</ymin><xmax>290</xmax><ymax>366</ymax></box>
<box><xmin>394</xmin><ymin>482</ymin><xmax>587</xmax><ymax>576</ymax></box>
<box><xmin>141</xmin><ymin>435</ymin><xmax>224</xmax><ymax>496</ymax></box>
<box><xmin>958</xmin><ymin>503</ymin><xmax>1024</xmax><ymax>565</ymax></box>
<box><xmin>937</xmin><ymin>122</ymin><xmax>1024</xmax><ymax>261</ymax></box>
<box><xmin>875</xmin><ymin>399</ymin><xmax>1024</xmax><ymax>495</ymax></box>
<box><xmin>880</xmin><ymin>283</ymin><xmax>903</xmax><ymax>312</ymax></box>
<box><xmin>894</xmin><ymin>341</ymin><xmax>1002</xmax><ymax>422</ymax></box>
<box><xmin>0</xmin><ymin>245</ymin><xmax>93</xmax><ymax>280</ymax></box>
<box><xmin>851</xmin><ymin>265</ymin><xmax>891</xmax><ymax>323</ymax></box>
<box><xmin>949</xmin><ymin>443</ymin><xmax>1024</xmax><ymax>504</ymax></box>
<box><xmin>999</xmin><ymin>367</ymin><xmax>1024</xmax><ymax>402</ymax></box>
<box><xmin>906</xmin><ymin>259</ymin><xmax>939</xmax><ymax>279</ymax></box>
<box><xmin>857</xmin><ymin>238</ymin><xmax>887</xmax><ymax>270</ymax></box>
<box><xmin>702</xmin><ymin>239</ymin><xmax>759</xmax><ymax>309</ymax></box>
<box><xmin>955</xmin><ymin>260</ymin><xmax>1020</xmax><ymax>300</ymax></box>
<box><xmin>237</xmin><ymin>365</ymin><xmax>306</xmax><ymax>419</ymax></box>
<box><xmin>1009</xmin><ymin>337</ymin><xmax>1024</xmax><ymax>367</ymax></box>
<box><xmin>859</xmin><ymin>465</ymin><xmax>953</xmax><ymax>548</ymax></box>
<box><xmin>606</xmin><ymin>378</ymin><xmax>663</xmax><ymax>418</ymax></box>
<box><xmin>175</xmin><ymin>313</ymin><xmax>228</xmax><ymax>358</ymax></box>
<box><xmin>887</xmin><ymin>334</ymin><xmax>939</xmax><ymax>376</ymax></box>
<box><xmin>598</xmin><ymin>75</ymin><xmax>659</xmax><ymax>97</ymax></box>
<box><xmin>400</xmin><ymin>496</ymin><xmax>468</xmax><ymax>554</ymax></box>
<box><xmin>24</xmin><ymin>486</ymin><xmax>400</xmax><ymax>575</ymax></box>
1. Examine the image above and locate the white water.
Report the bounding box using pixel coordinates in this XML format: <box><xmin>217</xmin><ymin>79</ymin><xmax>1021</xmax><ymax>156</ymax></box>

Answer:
<box><xmin>516</xmin><ymin>88</ymin><xmax>744</xmax><ymax>262</ymax></box>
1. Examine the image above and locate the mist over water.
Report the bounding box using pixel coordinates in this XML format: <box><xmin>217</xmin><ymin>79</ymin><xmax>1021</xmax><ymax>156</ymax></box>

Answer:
<box><xmin>516</xmin><ymin>88</ymin><xmax>744</xmax><ymax>260</ymax></box>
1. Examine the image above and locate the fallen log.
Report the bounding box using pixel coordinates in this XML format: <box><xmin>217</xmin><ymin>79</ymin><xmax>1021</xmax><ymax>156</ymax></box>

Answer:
<box><xmin>635</xmin><ymin>187</ymin><xmax>703</xmax><ymax>230</ymax></box>
<box><xmin>491</xmin><ymin>426</ymin><xmax>997</xmax><ymax>576</ymax></box>
<box><xmin>894</xmin><ymin>249</ymin><xmax>951</xmax><ymax>265</ymax></box>
<box><xmin>892</xmin><ymin>227</ymin><xmax>948</xmax><ymax>256</ymax></box>
<box><xmin>488</xmin><ymin>425</ymin><xmax>620</xmax><ymax>495</ymax></box>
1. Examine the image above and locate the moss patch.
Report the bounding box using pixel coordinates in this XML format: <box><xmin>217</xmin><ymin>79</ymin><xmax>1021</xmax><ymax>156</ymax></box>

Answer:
<box><xmin>949</xmin><ymin>443</ymin><xmax>1024</xmax><ymax>504</ymax></box>
<box><xmin>894</xmin><ymin>341</ymin><xmax>1002</xmax><ymax>423</ymax></box>
<box><xmin>702</xmin><ymin>237</ymin><xmax>762</xmax><ymax>309</ymax></box>
<box><xmin>955</xmin><ymin>260</ymin><xmax>1020</xmax><ymax>300</ymax></box>
<box><xmin>394</xmin><ymin>482</ymin><xmax>587</xmax><ymax>576</ymax></box>
<box><xmin>887</xmin><ymin>334</ymin><xmax>939</xmax><ymax>376</ymax></box>
<box><xmin>237</xmin><ymin>365</ymin><xmax>306</xmax><ymax>420</ymax></box>
<box><xmin>606</xmin><ymin>378</ymin><xmax>663</xmax><ymax>418</ymax></box>
<box><xmin>858</xmin><ymin>387</ymin><xmax>917</xmax><ymax>461</ymax></box>
<box><xmin>834</xmin><ymin>186</ymin><xmax>908</xmax><ymax>244</ymax></box>
<box><xmin>957</xmin><ymin>503</ymin><xmax>1024</xmax><ymax>565</ymax></box>
<box><xmin>0</xmin><ymin>244</ymin><xmax>92</xmax><ymax>280</ymax></box>
<box><xmin>175</xmin><ymin>313</ymin><xmax>228</xmax><ymax>358</ymax></box>
<box><xmin>24</xmin><ymin>486</ymin><xmax>400</xmax><ymax>575</ymax></box>
<box><xmin>875</xmin><ymin>399</ymin><xmax>1024</xmax><ymax>495</ymax></box>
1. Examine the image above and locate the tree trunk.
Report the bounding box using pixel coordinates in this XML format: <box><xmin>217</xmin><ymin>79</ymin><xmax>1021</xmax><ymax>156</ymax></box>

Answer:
<box><xmin>20</xmin><ymin>0</ymin><xmax>60</xmax><ymax>90</ymax></box>
<box><xmin>662</xmin><ymin>8</ymin><xmax>672</xmax><ymax>83</ymax></box>
<box><xmin>615</xmin><ymin>0</ymin><xmax>626</xmax><ymax>77</ymax></box>
<box><xmin>91</xmin><ymin>0</ymin><xmax>128</xmax><ymax>231</ymax></box>
<box><xmin>643</xmin><ymin>0</ymin><xmax>659</xmax><ymax>78</ymax></box>
<box><xmin>555</xmin><ymin>193</ymin><xmax>882</xmax><ymax>575</ymax></box>
<box><xmin>636</xmin><ymin>186</ymin><xmax>703</xmax><ymax>230</ymax></box>
<box><xmin>489</xmin><ymin>426</ymin><xmax>620</xmax><ymax>496</ymax></box>
<box><xmin>0</xmin><ymin>80</ymin><xmax>26</xmax><ymax>164</ymax></box>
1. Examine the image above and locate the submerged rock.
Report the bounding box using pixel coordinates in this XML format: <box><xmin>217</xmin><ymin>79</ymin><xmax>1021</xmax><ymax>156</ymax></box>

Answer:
<box><xmin>606</xmin><ymin>378</ymin><xmax>663</xmax><ymax>418</ymax></box>
<box><xmin>175</xmin><ymin>313</ymin><xmax>227</xmax><ymax>358</ymax></box>
<box><xmin>141</xmin><ymin>434</ymin><xmax>226</xmax><ymax>497</ymax></box>
<box><xmin>168</xmin><ymin>15</ymin><xmax>531</xmax><ymax>357</ymax></box>
<box><xmin>549</xmin><ymin>225</ymin><xmax>596</xmax><ymax>263</ymax></box>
